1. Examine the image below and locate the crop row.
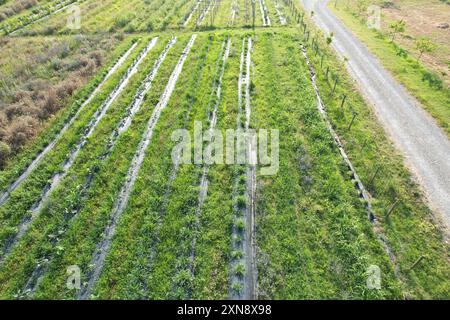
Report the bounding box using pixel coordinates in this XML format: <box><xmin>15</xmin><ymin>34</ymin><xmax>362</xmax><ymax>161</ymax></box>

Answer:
<box><xmin>250</xmin><ymin>31</ymin><xmax>403</xmax><ymax>299</ymax></box>
<box><xmin>0</xmin><ymin>0</ymin><xmax>53</xmax><ymax>23</ymax></box>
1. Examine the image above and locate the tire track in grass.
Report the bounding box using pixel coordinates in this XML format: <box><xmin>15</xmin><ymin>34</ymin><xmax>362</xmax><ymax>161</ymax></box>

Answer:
<box><xmin>0</xmin><ymin>40</ymin><xmax>138</xmax><ymax>208</ymax></box>
<box><xmin>300</xmin><ymin>44</ymin><xmax>402</xmax><ymax>280</ymax></box>
<box><xmin>0</xmin><ymin>38</ymin><xmax>158</xmax><ymax>266</ymax></box>
<box><xmin>78</xmin><ymin>34</ymin><xmax>197</xmax><ymax>300</ymax></box>
<box><xmin>187</xmin><ymin>38</ymin><xmax>231</xmax><ymax>298</ymax></box>
<box><xmin>19</xmin><ymin>37</ymin><xmax>177</xmax><ymax>297</ymax></box>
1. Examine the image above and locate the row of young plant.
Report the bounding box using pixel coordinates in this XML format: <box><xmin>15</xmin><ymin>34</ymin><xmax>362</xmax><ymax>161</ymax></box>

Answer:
<box><xmin>191</xmin><ymin>0</ymin><xmax>243</xmax><ymax>29</ymax></box>
<box><xmin>186</xmin><ymin>37</ymin><xmax>232</xmax><ymax>299</ymax></box>
<box><xmin>0</xmin><ymin>34</ymin><xmax>181</xmax><ymax>298</ymax></box>
<box><xmin>229</xmin><ymin>37</ymin><xmax>249</xmax><ymax>299</ymax></box>
<box><xmin>0</xmin><ymin>0</ymin><xmax>80</xmax><ymax>35</ymax></box>
<box><xmin>0</xmin><ymin>36</ymin><xmax>154</xmax><ymax>254</ymax></box>
<box><xmin>295</xmin><ymin>8</ymin><xmax>449</xmax><ymax>298</ymax></box>
<box><xmin>252</xmin><ymin>31</ymin><xmax>401</xmax><ymax>299</ymax></box>
<box><xmin>182</xmin><ymin>0</ymin><xmax>200</xmax><ymax>27</ymax></box>
<box><xmin>270</xmin><ymin>0</ymin><xmax>287</xmax><ymax>25</ymax></box>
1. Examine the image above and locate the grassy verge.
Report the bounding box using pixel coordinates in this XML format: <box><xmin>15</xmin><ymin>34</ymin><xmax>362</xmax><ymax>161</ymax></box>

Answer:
<box><xmin>296</xmin><ymin>8</ymin><xmax>450</xmax><ymax>297</ymax></box>
<box><xmin>328</xmin><ymin>4</ymin><xmax>450</xmax><ymax>136</ymax></box>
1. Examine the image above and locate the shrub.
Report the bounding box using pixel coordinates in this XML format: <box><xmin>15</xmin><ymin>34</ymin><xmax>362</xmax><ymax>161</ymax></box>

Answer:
<box><xmin>7</xmin><ymin>115</ymin><xmax>38</xmax><ymax>151</ymax></box>
<box><xmin>4</xmin><ymin>103</ymin><xmax>26</xmax><ymax>121</ymax></box>
<box><xmin>89</xmin><ymin>50</ymin><xmax>104</xmax><ymax>67</ymax></box>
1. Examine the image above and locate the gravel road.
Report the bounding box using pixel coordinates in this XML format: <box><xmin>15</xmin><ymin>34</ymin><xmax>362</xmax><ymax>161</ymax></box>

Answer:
<box><xmin>301</xmin><ymin>0</ymin><xmax>450</xmax><ymax>231</ymax></box>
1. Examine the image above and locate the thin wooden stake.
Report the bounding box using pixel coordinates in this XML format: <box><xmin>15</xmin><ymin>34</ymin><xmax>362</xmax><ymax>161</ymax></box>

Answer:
<box><xmin>347</xmin><ymin>112</ymin><xmax>357</xmax><ymax>131</ymax></box>
<box><xmin>385</xmin><ymin>198</ymin><xmax>400</xmax><ymax>218</ymax></box>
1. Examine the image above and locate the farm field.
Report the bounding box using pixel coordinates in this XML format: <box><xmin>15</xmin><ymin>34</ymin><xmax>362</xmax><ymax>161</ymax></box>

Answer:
<box><xmin>0</xmin><ymin>0</ymin><xmax>448</xmax><ymax>301</ymax></box>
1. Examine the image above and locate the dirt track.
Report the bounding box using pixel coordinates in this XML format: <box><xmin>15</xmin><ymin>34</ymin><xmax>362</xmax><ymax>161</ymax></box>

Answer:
<box><xmin>302</xmin><ymin>0</ymin><xmax>450</xmax><ymax>231</ymax></box>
